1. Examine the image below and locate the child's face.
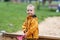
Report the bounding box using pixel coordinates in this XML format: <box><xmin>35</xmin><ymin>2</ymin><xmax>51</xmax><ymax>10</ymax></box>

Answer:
<box><xmin>27</xmin><ymin>7</ymin><xmax>34</xmax><ymax>16</ymax></box>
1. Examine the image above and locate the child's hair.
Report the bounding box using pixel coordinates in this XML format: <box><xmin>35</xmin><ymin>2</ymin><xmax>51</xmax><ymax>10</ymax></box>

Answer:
<box><xmin>27</xmin><ymin>4</ymin><xmax>35</xmax><ymax>9</ymax></box>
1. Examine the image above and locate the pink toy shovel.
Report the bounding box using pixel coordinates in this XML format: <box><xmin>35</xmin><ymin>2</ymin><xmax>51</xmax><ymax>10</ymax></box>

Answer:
<box><xmin>17</xmin><ymin>35</ymin><xmax>25</xmax><ymax>40</ymax></box>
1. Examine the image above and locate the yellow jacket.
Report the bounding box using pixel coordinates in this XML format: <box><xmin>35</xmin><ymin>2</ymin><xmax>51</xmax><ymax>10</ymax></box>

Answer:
<box><xmin>22</xmin><ymin>15</ymin><xmax>39</xmax><ymax>38</ymax></box>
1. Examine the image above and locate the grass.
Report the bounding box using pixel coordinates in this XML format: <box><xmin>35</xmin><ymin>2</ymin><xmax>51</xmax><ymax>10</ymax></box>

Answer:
<box><xmin>0</xmin><ymin>2</ymin><xmax>60</xmax><ymax>32</ymax></box>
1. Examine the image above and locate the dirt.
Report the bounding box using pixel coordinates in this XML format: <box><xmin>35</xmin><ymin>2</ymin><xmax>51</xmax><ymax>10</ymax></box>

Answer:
<box><xmin>39</xmin><ymin>16</ymin><xmax>60</xmax><ymax>37</ymax></box>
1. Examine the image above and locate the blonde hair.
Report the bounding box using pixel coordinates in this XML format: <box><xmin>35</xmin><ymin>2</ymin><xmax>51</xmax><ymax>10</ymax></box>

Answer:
<box><xmin>27</xmin><ymin>4</ymin><xmax>35</xmax><ymax>9</ymax></box>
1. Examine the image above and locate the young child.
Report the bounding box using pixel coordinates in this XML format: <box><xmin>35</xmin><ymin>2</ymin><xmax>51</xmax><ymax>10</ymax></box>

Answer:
<box><xmin>22</xmin><ymin>4</ymin><xmax>39</xmax><ymax>40</ymax></box>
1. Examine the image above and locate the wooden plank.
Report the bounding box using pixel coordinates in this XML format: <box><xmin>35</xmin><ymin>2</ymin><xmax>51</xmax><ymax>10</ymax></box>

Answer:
<box><xmin>39</xmin><ymin>35</ymin><xmax>60</xmax><ymax>40</ymax></box>
<box><xmin>2</xmin><ymin>33</ymin><xmax>60</xmax><ymax>40</ymax></box>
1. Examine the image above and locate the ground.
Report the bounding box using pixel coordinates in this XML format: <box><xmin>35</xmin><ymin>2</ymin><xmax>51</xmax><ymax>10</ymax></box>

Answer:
<box><xmin>39</xmin><ymin>17</ymin><xmax>60</xmax><ymax>37</ymax></box>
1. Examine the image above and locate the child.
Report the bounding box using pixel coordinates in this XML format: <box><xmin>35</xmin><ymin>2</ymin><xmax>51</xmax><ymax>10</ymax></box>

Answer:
<box><xmin>22</xmin><ymin>4</ymin><xmax>39</xmax><ymax>40</ymax></box>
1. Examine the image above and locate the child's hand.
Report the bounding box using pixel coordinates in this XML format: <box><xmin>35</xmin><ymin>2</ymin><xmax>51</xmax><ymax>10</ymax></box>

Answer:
<box><xmin>24</xmin><ymin>33</ymin><xmax>27</xmax><ymax>38</ymax></box>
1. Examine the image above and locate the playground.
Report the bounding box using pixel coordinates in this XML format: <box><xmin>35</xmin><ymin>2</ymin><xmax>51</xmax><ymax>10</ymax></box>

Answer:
<box><xmin>0</xmin><ymin>0</ymin><xmax>60</xmax><ymax>40</ymax></box>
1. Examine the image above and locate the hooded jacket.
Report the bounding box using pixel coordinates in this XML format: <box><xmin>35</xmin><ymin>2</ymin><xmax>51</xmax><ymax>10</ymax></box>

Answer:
<box><xmin>22</xmin><ymin>15</ymin><xmax>39</xmax><ymax>38</ymax></box>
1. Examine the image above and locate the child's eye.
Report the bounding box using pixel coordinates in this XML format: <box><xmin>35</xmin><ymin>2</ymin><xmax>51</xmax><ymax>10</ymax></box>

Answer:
<box><xmin>27</xmin><ymin>10</ymin><xmax>29</xmax><ymax>11</ymax></box>
<box><xmin>30</xmin><ymin>10</ymin><xmax>32</xmax><ymax>11</ymax></box>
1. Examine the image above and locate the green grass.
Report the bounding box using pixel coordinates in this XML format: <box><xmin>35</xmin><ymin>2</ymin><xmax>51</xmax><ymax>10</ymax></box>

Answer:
<box><xmin>0</xmin><ymin>2</ymin><xmax>60</xmax><ymax>32</ymax></box>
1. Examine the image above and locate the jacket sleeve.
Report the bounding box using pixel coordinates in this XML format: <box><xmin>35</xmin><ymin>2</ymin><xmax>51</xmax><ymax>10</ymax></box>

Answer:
<box><xmin>26</xmin><ymin>18</ymin><xmax>38</xmax><ymax>36</ymax></box>
<box><xmin>22</xmin><ymin>19</ymin><xmax>27</xmax><ymax>33</ymax></box>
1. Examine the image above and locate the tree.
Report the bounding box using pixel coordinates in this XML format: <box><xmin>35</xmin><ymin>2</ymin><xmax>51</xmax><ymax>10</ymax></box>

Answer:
<box><xmin>29</xmin><ymin>0</ymin><xmax>32</xmax><ymax>3</ymax></box>
<box><xmin>11</xmin><ymin>0</ymin><xmax>21</xmax><ymax>3</ymax></box>
<box><xmin>36</xmin><ymin>0</ymin><xmax>40</xmax><ymax>10</ymax></box>
<box><xmin>4</xmin><ymin>0</ymin><xmax>10</xmax><ymax>2</ymax></box>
